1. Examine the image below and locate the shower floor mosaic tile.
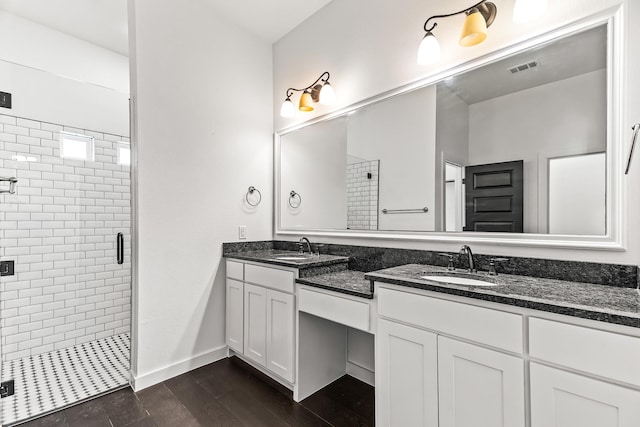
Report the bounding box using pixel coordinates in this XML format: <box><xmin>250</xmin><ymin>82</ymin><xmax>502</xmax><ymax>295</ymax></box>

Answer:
<box><xmin>0</xmin><ymin>333</ymin><xmax>130</xmax><ymax>426</ymax></box>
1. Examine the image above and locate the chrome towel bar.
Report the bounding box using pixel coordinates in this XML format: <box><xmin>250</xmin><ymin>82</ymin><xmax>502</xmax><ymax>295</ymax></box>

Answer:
<box><xmin>382</xmin><ymin>207</ymin><xmax>428</xmax><ymax>214</ymax></box>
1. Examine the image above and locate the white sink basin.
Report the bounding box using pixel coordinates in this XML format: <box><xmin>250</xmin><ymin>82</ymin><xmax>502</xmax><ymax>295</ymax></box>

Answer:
<box><xmin>421</xmin><ymin>275</ymin><xmax>497</xmax><ymax>287</ymax></box>
<box><xmin>275</xmin><ymin>256</ymin><xmax>311</xmax><ymax>261</ymax></box>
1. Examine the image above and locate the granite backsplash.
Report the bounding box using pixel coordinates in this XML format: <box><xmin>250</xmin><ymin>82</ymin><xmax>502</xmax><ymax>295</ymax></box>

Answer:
<box><xmin>222</xmin><ymin>240</ymin><xmax>639</xmax><ymax>289</ymax></box>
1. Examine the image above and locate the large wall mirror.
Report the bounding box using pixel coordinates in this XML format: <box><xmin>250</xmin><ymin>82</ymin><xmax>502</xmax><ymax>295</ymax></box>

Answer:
<box><xmin>275</xmin><ymin>12</ymin><xmax>624</xmax><ymax>249</ymax></box>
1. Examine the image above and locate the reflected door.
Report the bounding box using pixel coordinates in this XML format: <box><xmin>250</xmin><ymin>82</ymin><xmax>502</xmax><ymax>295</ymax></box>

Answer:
<box><xmin>464</xmin><ymin>160</ymin><xmax>524</xmax><ymax>232</ymax></box>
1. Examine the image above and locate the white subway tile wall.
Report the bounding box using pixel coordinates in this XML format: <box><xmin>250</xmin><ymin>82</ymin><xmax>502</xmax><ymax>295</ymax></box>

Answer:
<box><xmin>346</xmin><ymin>160</ymin><xmax>379</xmax><ymax>230</ymax></box>
<box><xmin>0</xmin><ymin>114</ymin><xmax>131</xmax><ymax>362</ymax></box>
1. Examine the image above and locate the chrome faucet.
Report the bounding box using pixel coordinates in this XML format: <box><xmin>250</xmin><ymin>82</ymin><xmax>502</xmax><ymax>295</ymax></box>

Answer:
<box><xmin>459</xmin><ymin>245</ymin><xmax>477</xmax><ymax>273</ymax></box>
<box><xmin>298</xmin><ymin>237</ymin><xmax>312</xmax><ymax>255</ymax></box>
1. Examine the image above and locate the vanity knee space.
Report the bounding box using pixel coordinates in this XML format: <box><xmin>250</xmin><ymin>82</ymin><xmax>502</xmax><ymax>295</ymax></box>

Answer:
<box><xmin>225</xmin><ymin>255</ymin><xmax>371</xmax><ymax>402</ymax></box>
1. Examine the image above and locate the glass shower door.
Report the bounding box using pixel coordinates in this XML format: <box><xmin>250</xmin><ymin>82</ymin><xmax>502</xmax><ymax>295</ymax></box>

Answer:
<box><xmin>0</xmin><ymin>109</ymin><xmax>132</xmax><ymax>425</ymax></box>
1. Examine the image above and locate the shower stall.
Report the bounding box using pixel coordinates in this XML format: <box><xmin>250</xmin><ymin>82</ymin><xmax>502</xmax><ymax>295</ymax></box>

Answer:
<box><xmin>0</xmin><ymin>111</ymin><xmax>132</xmax><ymax>425</ymax></box>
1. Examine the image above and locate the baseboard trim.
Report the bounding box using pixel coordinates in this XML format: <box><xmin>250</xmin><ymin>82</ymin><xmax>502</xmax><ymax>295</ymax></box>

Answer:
<box><xmin>131</xmin><ymin>345</ymin><xmax>227</xmax><ymax>391</ymax></box>
<box><xmin>346</xmin><ymin>361</ymin><xmax>375</xmax><ymax>386</ymax></box>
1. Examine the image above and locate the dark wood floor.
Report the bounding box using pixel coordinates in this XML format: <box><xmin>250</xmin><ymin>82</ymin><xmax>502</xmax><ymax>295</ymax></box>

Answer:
<box><xmin>17</xmin><ymin>356</ymin><xmax>375</xmax><ymax>427</ymax></box>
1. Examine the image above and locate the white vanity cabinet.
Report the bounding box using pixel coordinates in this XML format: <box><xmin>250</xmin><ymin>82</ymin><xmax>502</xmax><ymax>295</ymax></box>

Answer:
<box><xmin>375</xmin><ymin>283</ymin><xmax>640</xmax><ymax>427</ymax></box>
<box><xmin>529</xmin><ymin>317</ymin><xmax>640</xmax><ymax>427</ymax></box>
<box><xmin>376</xmin><ymin>286</ymin><xmax>525</xmax><ymax>427</ymax></box>
<box><xmin>225</xmin><ymin>259</ymin><xmax>296</xmax><ymax>384</ymax></box>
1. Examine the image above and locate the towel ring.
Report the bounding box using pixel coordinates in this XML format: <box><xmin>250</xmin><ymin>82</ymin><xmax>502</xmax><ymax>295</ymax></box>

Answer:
<box><xmin>289</xmin><ymin>190</ymin><xmax>302</xmax><ymax>208</ymax></box>
<box><xmin>245</xmin><ymin>186</ymin><xmax>262</xmax><ymax>207</ymax></box>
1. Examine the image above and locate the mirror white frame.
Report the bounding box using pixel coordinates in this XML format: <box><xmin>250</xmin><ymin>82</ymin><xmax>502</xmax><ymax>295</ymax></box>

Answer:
<box><xmin>274</xmin><ymin>7</ymin><xmax>625</xmax><ymax>250</ymax></box>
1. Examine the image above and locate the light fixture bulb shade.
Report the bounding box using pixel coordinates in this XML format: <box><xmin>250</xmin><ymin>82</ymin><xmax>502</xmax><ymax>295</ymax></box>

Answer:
<box><xmin>513</xmin><ymin>0</ymin><xmax>547</xmax><ymax>23</ymax></box>
<box><xmin>299</xmin><ymin>92</ymin><xmax>314</xmax><ymax>112</ymax></box>
<box><xmin>280</xmin><ymin>99</ymin><xmax>295</xmax><ymax>117</ymax></box>
<box><xmin>459</xmin><ymin>9</ymin><xmax>487</xmax><ymax>47</ymax></box>
<box><xmin>417</xmin><ymin>32</ymin><xmax>441</xmax><ymax>65</ymax></box>
<box><xmin>319</xmin><ymin>82</ymin><xmax>336</xmax><ymax>105</ymax></box>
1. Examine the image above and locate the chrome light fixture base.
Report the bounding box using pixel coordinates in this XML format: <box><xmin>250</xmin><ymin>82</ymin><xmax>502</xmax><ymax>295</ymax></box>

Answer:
<box><xmin>476</xmin><ymin>2</ymin><xmax>497</xmax><ymax>28</ymax></box>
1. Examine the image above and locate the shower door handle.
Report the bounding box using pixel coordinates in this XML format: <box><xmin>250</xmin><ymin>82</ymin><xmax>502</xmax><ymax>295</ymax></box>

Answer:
<box><xmin>117</xmin><ymin>233</ymin><xmax>124</xmax><ymax>265</ymax></box>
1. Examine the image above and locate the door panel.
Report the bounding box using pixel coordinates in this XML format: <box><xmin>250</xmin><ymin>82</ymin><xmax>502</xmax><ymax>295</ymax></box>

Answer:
<box><xmin>376</xmin><ymin>319</ymin><xmax>438</xmax><ymax>427</ymax></box>
<box><xmin>464</xmin><ymin>160</ymin><xmax>523</xmax><ymax>232</ymax></box>
<box><xmin>266</xmin><ymin>289</ymin><xmax>294</xmax><ymax>382</ymax></box>
<box><xmin>243</xmin><ymin>283</ymin><xmax>266</xmax><ymax>366</ymax></box>
<box><xmin>531</xmin><ymin>363</ymin><xmax>640</xmax><ymax>427</ymax></box>
<box><xmin>438</xmin><ymin>336</ymin><xmax>525</xmax><ymax>427</ymax></box>
<box><xmin>225</xmin><ymin>278</ymin><xmax>244</xmax><ymax>353</ymax></box>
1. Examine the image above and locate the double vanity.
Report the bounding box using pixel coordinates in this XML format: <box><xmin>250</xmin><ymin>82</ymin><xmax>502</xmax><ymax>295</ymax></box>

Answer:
<box><xmin>234</xmin><ymin>5</ymin><xmax>640</xmax><ymax>426</ymax></box>
<box><xmin>224</xmin><ymin>241</ymin><xmax>640</xmax><ymax>427</ymax></box>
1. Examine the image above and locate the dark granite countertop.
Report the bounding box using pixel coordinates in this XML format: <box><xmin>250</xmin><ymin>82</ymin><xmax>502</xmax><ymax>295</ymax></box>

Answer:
<box><xmin>224</xmin><ymin>249</ymin><xmax>349</xmax><ymax>273</ymax></box>
<box><xmin>366</xmin><ymin>264</ymin><xmax>640</xmax><ymax>328</ymax></box>
<box><xmin>296</xmin><ymin>270</ymin><xmax>373</xmax><ymax>299</ymax></box>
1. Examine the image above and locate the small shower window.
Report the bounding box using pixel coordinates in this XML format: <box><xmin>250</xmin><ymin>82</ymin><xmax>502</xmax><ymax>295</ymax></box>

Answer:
<box><xmin>117</xmin><ymin>142</ymin><xmax>130</xmax><ymax>165</ymax></box>
<box><xmin>60</xmin><ymin>131</ymin><xmax>94</xmax><ymax>161</ymax></box>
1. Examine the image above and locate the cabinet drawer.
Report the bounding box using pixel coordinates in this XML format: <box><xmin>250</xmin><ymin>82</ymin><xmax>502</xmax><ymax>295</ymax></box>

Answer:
<box><xmin>298</xmin><ymin>288</ymin><xmax>370</xmax><ymax>332</ymax></box>
<box><xmin>226</xmin><ymin>259</ymin><xmax>244</xmax><ymax>280</ymax></box>
<box><xmin>245</xmin><ymin>263</ymin><xmax>294</xmax><ymax>293</ymax></box>
<box><xmin>377</xmin><ymin>287</ymin><xmax>522</xmax><ymax>353</ymax></box>
<box><xmin>529</xmin><ymin>317</ymin><xmax>640</xmax><ymax>386</ymax></box>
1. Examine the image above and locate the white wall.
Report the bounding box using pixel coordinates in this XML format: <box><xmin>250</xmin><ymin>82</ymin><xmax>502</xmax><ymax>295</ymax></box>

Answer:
<box><xmin>0</xmin><ymin>62</ymin><xmax>129</xmax><ymax>137</ymax></box>
<box><xmin>347</xmin><ymin>86</ymin><xmax>437</xmax><ymax>231</ymax></box>
<box><xmin>0</xmin><ymin>11</ymin><xmax>129</xmax><ymax>136</ymax></box>
<box><xmin>280</xmin><ymin>118</ymin><xmax>347</xmax><ymax>229</ymax></box>
<box><xmin>468</xmin><ymin>70</ymin><xmax>606</xmax><ymax>233</ymax></box>
<box><xmin>0</xmin><ymin>11</ymin><xmax>129</xmax><ymax>93</ymax></box>
<box><xmin>549</xmin><ymin>152</ymin><xmax>606</xmax><ymax>234</ymax></box>
<box><xmin>129</xmin><ymin>0</ymin><xmax>273</xmax><ymax>389</ymax></box>
<box><xmin>273</xmin><ymin>0</ymin><xmax>640</xmax><ymax>265</ymax></box>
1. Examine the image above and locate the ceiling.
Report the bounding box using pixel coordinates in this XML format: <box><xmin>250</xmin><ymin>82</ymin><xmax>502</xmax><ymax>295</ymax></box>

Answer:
<box><xmin>443</xmin><ymin>25</ymin><xmax>607</xmax><ymax>105</ymax></box>
<box><xmin>0</xmin><ymin>0</ymin><xmax>333</xmax><ymax>56</ymax></box>
<box><xmin>204</xmin><ymin>0</ymin><xmax>333</xmax><ymax>44</ymax></box>
<box><xmin>0</xmin><ymin>0</ymin><xmax>129</xmax><ymax>55</ymax></box>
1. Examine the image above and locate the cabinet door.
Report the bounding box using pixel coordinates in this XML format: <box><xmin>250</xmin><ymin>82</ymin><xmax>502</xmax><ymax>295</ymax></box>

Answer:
<box><xmin>244</xmin><ymin>283</ymin><xmax>267</xmax><ymax>367</ymax></box>
<box><xmin>531</xmin><ymin>363</ymin><xmax>640</xmax><ymax>427</ymax></box>
<box><xmin>438</xmin><ymin>336</ymin><xmax>525</xmax><ymax>427</ymax></box>
<box><xmin>226</xmin><ymin>278</ymin><xmax>244</xmax><ymax>353</ymax></box>
<box><xmin>266</xmin><ymin>289</ymin><xmax>295</xmax><ymax>383</ymax></box>
<box><xmin>376</xmin><ymin>319</ymin><xmax>438</xmax><ymax>427</ymax></box>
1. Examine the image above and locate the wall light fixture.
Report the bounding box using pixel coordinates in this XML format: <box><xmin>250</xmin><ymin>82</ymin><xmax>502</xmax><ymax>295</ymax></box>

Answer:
<box><xmin>280</xmin><ymin>71</ymin><xmax>336</xmax><ymax>117</ymax></box>
<box><xmin>417</xmin><ymin>1</ymin><xmax>498</xmax><ymax>66</ymax></box>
